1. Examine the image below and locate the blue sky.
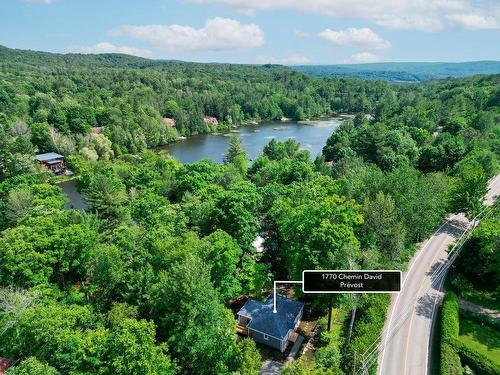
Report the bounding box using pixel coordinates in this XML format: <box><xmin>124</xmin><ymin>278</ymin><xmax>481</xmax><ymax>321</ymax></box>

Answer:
<box><xmin>2</xmin><ymin>0</ymin><xmax>500</xmax><ymax>64</ymax></box>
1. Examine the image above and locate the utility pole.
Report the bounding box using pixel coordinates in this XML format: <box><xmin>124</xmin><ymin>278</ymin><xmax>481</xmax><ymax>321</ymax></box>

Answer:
<box><xmin>327</xmin><ymin>303</ymin><xmax>332</xmax><ymax>331</ymax></box>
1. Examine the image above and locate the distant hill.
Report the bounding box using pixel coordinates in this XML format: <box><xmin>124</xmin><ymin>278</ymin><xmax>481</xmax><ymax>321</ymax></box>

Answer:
<box><xmin>291</xmin><ymin>61</ymin><xmax>500</xmax><ymax>82</ymax></box>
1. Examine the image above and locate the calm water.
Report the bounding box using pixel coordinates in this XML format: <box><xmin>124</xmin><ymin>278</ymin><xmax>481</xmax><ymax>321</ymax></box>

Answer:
<box><xmin>160</xmin><ymin>119</ymin><xmax>342</xmax><ymax>164</ymax></box>
<box><xmin>57</xmin><ymin>179</ymin><xmax>88</xmax><ymax>211</ymax></box>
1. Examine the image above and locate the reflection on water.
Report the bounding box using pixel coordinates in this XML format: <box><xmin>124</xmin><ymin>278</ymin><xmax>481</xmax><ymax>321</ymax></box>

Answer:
<box><xmin>159</xmin><ymin>119</ymin><xmax>341</xmax><ymax>164</ymax></box>
<box><xmin>57</xmin><ymin>179</ymin><xmax>88</xmax><ymax>211</ymax></box>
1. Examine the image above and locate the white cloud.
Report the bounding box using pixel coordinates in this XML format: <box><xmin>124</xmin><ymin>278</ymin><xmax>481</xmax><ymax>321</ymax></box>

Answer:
<box><xmin>65</xmin><ymin>42</ymin><xmax>152</xmax><ymax>58</ymax></box>
<box><xmin>256</xmin><ymin>53</ymin><xmax>310</xmax><ymax>65</ymax></box>
<box><xmin>188</xmin><ymin>0</ymin><xmax>499</xmax><ymax>32</ymax></box>
<box><xmin>318</xmin><ymin>27</ymin><xmax>390</xmax><ymax>50</ymax></box>
<box><xmin>293</xmin><ymin>30</ymin><xmax>309</xmax><ymax>38</ymax></box>
<box><xmin>22</xmin><ymin>0</ymin><xmax>55</xmax><ymax>3</ymax></box>
<box><xmin>350</xmin><ymin>52</ymin><xmax>381</xmax><ymax>63</ymax></box>
<box><xmin>110</xmin><ymin>17</ymin><xmax>264</xmax><ymax>52</ymax></box>
<box><xmin>447</xmin><ymin>13</ymin><xmax>499</xmax><ymax>29</ymax></box>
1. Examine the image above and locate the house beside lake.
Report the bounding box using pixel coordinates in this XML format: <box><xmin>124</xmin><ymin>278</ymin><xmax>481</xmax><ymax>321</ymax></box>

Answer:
<box><xmin>36</xmin><ymin>152</ymin><xmax>65</xmax><ymax>175</ymax></box>
<box><xmin>237</xmin><ymin>294</ymin><xmax>304</xmax><ymax>352</ymax></box>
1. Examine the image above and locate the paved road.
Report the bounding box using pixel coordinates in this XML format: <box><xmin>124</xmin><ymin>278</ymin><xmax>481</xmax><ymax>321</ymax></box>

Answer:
<box><xmin>377</xmin><ymin>174</ymin><xmax>500</xmax><ymax>375</ymax></box>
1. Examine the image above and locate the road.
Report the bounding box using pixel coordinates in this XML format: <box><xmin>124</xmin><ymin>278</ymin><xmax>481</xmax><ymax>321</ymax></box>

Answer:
<box><xmin>377</xmin><ymin>174</ymin><xmax>500</xmax><ymax>375</ymax></box>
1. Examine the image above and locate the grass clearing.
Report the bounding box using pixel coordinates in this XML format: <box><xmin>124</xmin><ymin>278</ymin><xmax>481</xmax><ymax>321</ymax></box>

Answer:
<box><xmin>458</xmin><ymin>316</ymin><xmax>500</xmax><ymax>367</ymax></box>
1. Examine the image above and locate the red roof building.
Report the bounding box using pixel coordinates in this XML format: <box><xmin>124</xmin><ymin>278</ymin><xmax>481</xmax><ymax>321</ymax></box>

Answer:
<box><xmin>203</xmin><ymin>116</ymin><xmax>218</xmax><ymax>125</ymax></box>
<box><xmin>163</xmin><ymin>118</ymin><xmax>176</xmax><ymax>127</ymax></box>
<box><xmin>0</xmin><ymin>358</ymin><xmax>12</xmax><ymax>374</ymax></box>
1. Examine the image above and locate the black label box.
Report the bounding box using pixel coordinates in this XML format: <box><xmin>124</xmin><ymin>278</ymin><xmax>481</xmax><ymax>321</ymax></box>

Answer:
<box><xmin>302</xmin><ymin>270</ymin><xmax>401</xmax><ymax>293</ymax></box>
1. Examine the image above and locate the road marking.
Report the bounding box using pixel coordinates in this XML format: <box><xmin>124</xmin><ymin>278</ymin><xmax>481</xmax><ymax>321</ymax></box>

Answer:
<box><xmin>378</xmin><ymin>219</ymin><xmax>449</xmax><ymax>375</ymax></box>
<box><xmin>403</xmin><ymin>217</ymin><xmax>464</xmax><ymax>375</ymax></box>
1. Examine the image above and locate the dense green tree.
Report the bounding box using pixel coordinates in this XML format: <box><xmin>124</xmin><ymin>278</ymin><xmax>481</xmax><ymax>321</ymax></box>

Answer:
<box><xmin>235</xmin><ymin>339</ymin><xmax>261</xmax><ymax>375</ymax></box>
<box><xmin>5</xmin><ymin>357</ymin><xmax>59</xmax><ymax>375</ymax></box>
<box><xmin>0</xmin><ymin>211</ymin><xmax>99</xmax><ymax>288</ymax></box>
<box><xmin>362</xmin><ymin>192</ymin><xmax>406</xmax><ymax>263</ymax></box>
<box><xmin>84</xmin><ymin>169</ymin><xmax>129</xmax><ymax>226</ymax></box>
<box><xmin>149</xmin><ymin>254</ymin><xmax>238</xmax><ymax>374</ymax></box>
<box><xmin>203</xmin><ymin>230</ymin><xmax>243</xmax><ymax>302</ymax></box>
<box><xmin>224</xmin><ymin>135</ymin><xmax>247</xmax><ymax>175</ymax></box>
<box><xmin>450</xmin><ymin>160</ymin><xmax>488</xmax><ymax>219</ymax></box>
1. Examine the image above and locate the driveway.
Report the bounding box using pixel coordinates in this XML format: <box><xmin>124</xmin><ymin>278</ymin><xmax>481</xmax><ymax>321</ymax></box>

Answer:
<box><xmin>259</xmin><ymin>360</ymin><xmax>283</xmax><ymax>375</ymax></box>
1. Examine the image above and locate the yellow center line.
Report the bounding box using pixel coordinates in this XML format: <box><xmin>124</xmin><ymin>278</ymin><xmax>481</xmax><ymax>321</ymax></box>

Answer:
<box><xmin>402</xmin><ymin>230</ymin><xmax>450</xmax><ymax>375</ymax></box>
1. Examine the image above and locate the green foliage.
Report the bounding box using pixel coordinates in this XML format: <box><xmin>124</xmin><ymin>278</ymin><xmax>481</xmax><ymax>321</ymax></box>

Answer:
<box><xmin>0</xmin><ymin>44</ymin><xmax>499</xmax><ymax>375</ymax></box>
<box><xmin>224</xmin><ymin>135</ymin><xmax>247</xmax><ymax>175</ymax></box>
<box><xmin>343</xmin><ymin>295</ymin><xmax>390</xmax><ymax>372</ymax></box>
<box><xmin>282</xmin><ymin>357</ymin><xmax>330</xmax><ymax>375</ymax></box>
<box><xmin>450</xmin><ymin>213</ymin><xmax>500</xmax><ymax>297</ymax></box>
<box><xmin>441</xmin><ymin>343</ymin><xmax>463</xmax><ymax>375</ymax></box>
<box><xmin>441</xmin><ymin>292</ymin><xmax>460</xmax><ymax>342</ymax></box>
<box><xmin>0</xmin><ymin>301</ymin><xmax>175</xmax><ymax>375</ymax></box>
<box><xmin>203</xmin><ymin>230</ymin><xmax>243</xmax><ymax>302</ymax></box>
<box><xmin>454</xmin><ymin>341</ymin><xmax>500</xmax><ymax>375</ymax></box>
<box><xmin>148</xmin><ymin>254</ymin><xmax>238</xmax><ymax>374</ymax></box>
<box><xmin>440</xmin><ymin>292</ymin><xmax>462</xmax><ymax>375</ymax></box>
<box><xmin>0</xmin><ymin>210</ymin><xmax>99</xmax><ymax>288</ymax></box>
<box><xmin>84</xmin><ymin>168</ymin><xmax>130</xmax><ymax>227</ymax></box>
<box><xmin>0</xmin><ymin>45</ymin><xmax>393</xmax><ymax>155</ymax></box>
<box><xmin>235</xmin><ymin>339</ymin><xmax>261</xmax><ymax>375</ymax></box>
<box><xmin>450</xmin><ymin>160</ymin><xmax>488</xmax><ymax>219</ymax></box>
<box><xmin>460</xmin><ymin>343</ymin><xmax>500</xmax><ymax>375</ymax></box>
<box><xmin>5</xmin><ymin>357</ymin><xmax>59</xmax><ymax>375</ymax></box>
<box><xmin>102</xmin><ymin>315</ymin><xmax>176</xmax><ymax>375</ymax></box>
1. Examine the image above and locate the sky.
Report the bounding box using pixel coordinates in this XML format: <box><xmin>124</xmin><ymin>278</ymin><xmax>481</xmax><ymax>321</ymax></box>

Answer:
<box><xmin>1</xmin><ymin>0</ymin><xmax>500</xmax><ymax>64</ymax></box>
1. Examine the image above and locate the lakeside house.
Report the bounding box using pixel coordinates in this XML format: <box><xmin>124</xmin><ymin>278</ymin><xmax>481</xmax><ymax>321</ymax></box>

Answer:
<box><xmin>35</xmin><ymin>152</ymin><xmax>65</xmax><ymax>175</ymax></box>
<box><xmin>237</xmin><ymin>294</ymin><xmax>304</xmax><ymax>352</ymax></box>
<box><xmin>204</xmin><ymin>116</ymin><xmax>218</xmax><ymax>126</ymax></box>
<box><xmin>163</xmin><ymin>117</ymin><xmax>176</xmax><ymax>127</ymax></box>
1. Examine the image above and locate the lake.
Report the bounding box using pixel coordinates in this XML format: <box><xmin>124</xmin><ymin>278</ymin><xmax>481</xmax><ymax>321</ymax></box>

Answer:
<box><xmin>160</xmin><ymin>118</ymin><xmax>342</xmax><ymax>164</ymax></box>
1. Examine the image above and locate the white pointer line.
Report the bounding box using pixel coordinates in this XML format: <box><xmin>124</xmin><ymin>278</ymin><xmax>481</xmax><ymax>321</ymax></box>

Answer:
<box><xmin>273</xmin><ymin>280</ymin><xmax>303</xmax><ymax>313</ymax></box>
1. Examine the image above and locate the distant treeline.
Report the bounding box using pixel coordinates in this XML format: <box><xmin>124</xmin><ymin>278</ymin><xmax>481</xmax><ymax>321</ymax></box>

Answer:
<box><xmin>292</xmin><ymin>61</ymin><xmax>500</xmax><ymax>82</ymax></box>
<box><xmin>0</xmin><ymin>45</ymin><xmax>389</xmax><ymax>156</ymax></box>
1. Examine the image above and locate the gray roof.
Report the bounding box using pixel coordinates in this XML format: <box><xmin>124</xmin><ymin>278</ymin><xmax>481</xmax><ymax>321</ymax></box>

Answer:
<box><xmin>238</xmin><ymin>294</ymin><xmax>304</xmax><ymax>340</ymax></box>
<box><xmin>35</xmin><ymin>152</ymin><xmax>64</xmax><ymax>162</ymax></box>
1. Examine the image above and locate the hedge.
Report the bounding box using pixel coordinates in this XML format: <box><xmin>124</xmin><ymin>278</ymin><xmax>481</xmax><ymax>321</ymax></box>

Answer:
<box><xmin>441</xmin><ymin>343</ymin><xmax>463</xmax><ymax>375</ymax></box>
<box><xmin>454</xmin><ymin>340</ymin><xmax>500</xmax><ymax>375</ymax></box>
<box><xmin>440</xmin><ymin>292</ymin><xmax>500</xmax><ymax>375</ymax></box>
<box><xmin>440</xmin><ymin>292</ymin><xmax>462</xmax><ymax>375</ymax></box>
<box><xmin>441</xmin><ymin>292</ymin><xmax>460</xmax><ymax>341</ymax></box>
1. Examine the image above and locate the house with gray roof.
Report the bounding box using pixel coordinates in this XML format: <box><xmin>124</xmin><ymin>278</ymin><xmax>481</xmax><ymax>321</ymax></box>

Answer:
<box><xmin>237</xmin><ymin>294</ymin><xmax>304</xmax><ymax>352</ymax></box>
<box><xmin>35</xmin><ymin>152</ymin><xmax>65</xmax><ymax>174</ymax></box>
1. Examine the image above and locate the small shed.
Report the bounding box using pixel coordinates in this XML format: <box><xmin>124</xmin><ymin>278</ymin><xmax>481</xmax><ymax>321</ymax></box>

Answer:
<box><xmin>237</xmin><ymin>294</ymin><xmax>304</xmax><ymax>352</ymax></box>
<box><xmin>35</xmin><ymin>152</ymin><xmax>65</xmax><ymax>175</ymax></box>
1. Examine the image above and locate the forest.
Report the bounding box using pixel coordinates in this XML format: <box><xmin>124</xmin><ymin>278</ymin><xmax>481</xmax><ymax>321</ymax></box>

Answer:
<box><xmin>0</xmin><ymin>45</ymin><xmax>499</xmax><ymax>374</ymax></box>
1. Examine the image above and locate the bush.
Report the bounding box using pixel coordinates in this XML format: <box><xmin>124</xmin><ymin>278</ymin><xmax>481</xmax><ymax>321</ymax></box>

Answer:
<box><xmin>441</xmin><ymin>292</ymin><xmax>460</xmax><ymax>342</ymax></box>
<box><xmin>440</xmin><ymin>292</ymin><xmax>462</xmax><ymax>375</ymax></box>
<box><xmin>441</xmin><ymin>343</ymin><xmax>463</xmax><ymax>375</ymax></box>
<box><xmin>342</xmin><ymin>295</ymin><xmax>390</xmax><ymax>374</ymax></box>
<box><xmin>235</xmin><ymin>339</ymin><xmax>261</xmax><ymax>375</ymax></box>
<box><xmin>6</xmin><ymin>357</ymin><xmax>59</xmax><ymax>375</ymax></box>
<box><xmin>454</xmin><ymin>340</ymin><xmax>500</xmax><ymax>375</ymax></box>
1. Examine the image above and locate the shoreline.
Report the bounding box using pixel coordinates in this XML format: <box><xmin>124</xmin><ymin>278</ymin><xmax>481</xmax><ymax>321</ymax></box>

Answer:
<box><xmin>172</xmin><ymin>115</ymin><xmax>347</xmax><ymax>144</ymax></box>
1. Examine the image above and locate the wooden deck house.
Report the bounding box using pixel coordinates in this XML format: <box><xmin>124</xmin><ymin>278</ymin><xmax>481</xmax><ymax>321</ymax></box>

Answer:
<box><xmin>36</xmin><ymin>152</ymin><xmax>65</xmax><ymax>175</ymax></box>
